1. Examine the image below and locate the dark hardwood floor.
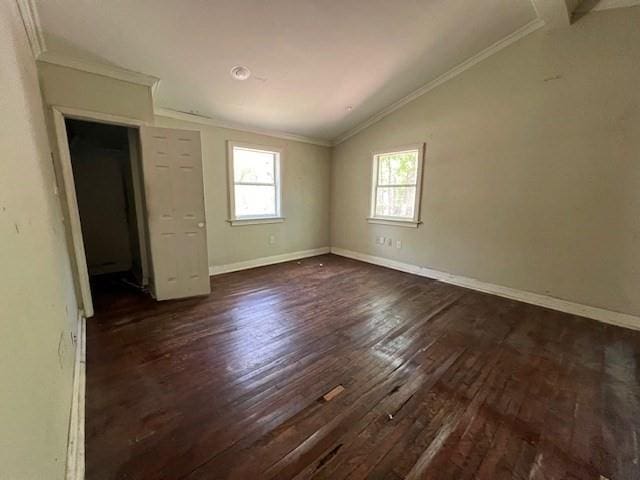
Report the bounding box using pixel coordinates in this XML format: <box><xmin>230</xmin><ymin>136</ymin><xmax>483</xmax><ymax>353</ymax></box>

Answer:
<box><xmin>87</xmin><ymin>254</ymin><xmax>640</xmax><ymax>480</ymax></box>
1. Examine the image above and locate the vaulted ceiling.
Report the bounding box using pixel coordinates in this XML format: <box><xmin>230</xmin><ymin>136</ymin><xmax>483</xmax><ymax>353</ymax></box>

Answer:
<box><xmin>35</xmin><ymin>0</ymin><xmax>542</xmax><ymax>142</ymax></box>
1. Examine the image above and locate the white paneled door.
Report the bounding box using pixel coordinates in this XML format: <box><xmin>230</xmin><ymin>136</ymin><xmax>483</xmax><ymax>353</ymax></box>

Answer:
<box><xmin>139</xmin><ymin>126</ymin><xmax>210</xmax><ymax>300</ymax></box>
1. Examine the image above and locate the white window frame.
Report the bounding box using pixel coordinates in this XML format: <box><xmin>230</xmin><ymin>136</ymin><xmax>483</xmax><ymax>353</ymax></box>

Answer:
<box><xmin>368</xmin><ymin>143</ymin><xmax>425</xmax><ymax>228</ymax></box>
<box><xmin>227</xmin><ymin>141</ymin><xmax>284</xmax><ymax>226</ymax></box>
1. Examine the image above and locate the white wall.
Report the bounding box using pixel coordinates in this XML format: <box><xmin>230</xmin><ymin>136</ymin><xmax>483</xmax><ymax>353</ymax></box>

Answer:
<box><xmin>155</xmin><ymin>115</ymin><xmax>332</xmax><ymax>269</ymax></box>
<box><xmin>331</xmin><ymin>7</ymin><xmax>640</xmax><ymax>318</ymax></box>
<box><xmin>0</xmin><ymin>2</ymin><xmax>79</xmax><ymax>478</ymax></box>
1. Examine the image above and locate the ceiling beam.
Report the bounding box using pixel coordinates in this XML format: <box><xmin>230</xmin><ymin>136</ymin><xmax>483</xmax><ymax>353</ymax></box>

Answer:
<box><xmin>531</xmin><ymin>0</ymin><xmax>571</xmax><ymax>28</ymax></box>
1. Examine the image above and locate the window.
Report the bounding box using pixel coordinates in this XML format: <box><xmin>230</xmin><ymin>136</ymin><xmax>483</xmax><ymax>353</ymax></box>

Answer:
<box><xmin>369</xmin><ymin>144</ymin><xmax>424</xmax><ymax>227</ymax></box>
<box><xmin>227</xmin><ymin>142</ymin><xmax>282</xmax><ymax>225</ymax></box>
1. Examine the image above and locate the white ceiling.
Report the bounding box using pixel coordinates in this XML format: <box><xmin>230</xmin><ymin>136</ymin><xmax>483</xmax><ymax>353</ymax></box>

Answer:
<box><xmin>35</xmin><ymin>0</ymin><xmax>538</xmax><ymax>142</ymax></box>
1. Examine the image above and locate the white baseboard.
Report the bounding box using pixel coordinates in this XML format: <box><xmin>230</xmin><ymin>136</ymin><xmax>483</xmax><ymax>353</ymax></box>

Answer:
<box><xmin>209</xmin><ymin>247</ymin><xmax>330</xmax><ymax>276</ymax></box>
<box><xmin>331</xmin><ymin>247</ymin><xmax>640</xmax><ymax>331</ymax></box>
<box><xmin>66</xmin><ymin>311</ymin><xmax>86</xmax><ymax>480</ymax></box>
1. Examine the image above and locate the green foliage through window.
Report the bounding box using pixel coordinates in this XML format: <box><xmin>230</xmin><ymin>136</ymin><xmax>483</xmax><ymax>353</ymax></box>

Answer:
<box><xmin>374</xmin><ymin>149</ymin><xmax>419</xmax><ymax>219</ymax></box>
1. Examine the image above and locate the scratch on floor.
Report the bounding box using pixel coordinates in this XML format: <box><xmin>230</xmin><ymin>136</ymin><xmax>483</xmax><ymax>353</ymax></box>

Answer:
<box><xmin>314</xmin><ymin>443</ymin><xmax>342</xmax><ymax>472</ymax></box>
<box><xmin>132</xmin><ymin>430</ymin><xmax>157</xmax><ymax>443</ymax></box>
<box><xmin>404</xmin><ymin>416</ymin><xmax>457</xmax><ymax>479</ymax></box>
<box><xmin>528</xmin><ymin>452</ymin><xmax>543</xmax><ymax>479</ymax></box>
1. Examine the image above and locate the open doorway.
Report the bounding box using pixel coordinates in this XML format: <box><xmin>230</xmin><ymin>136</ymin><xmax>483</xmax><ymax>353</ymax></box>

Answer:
<box><xmin>52</xmin><ymin>107</ymin><xmax>209</xmax><ymax>316</ymax></box>
<box><xmin>65</xmin><ymin>118</ymin><xmax>150</xmax><ymax>313</ymax></box>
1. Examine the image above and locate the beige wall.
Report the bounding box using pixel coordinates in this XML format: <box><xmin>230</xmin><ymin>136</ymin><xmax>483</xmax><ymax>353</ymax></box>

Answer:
<box><xmin>331</xmin><ymin>7</ymin><xmax>640</xmax><ymax>317</ymax></box>
<box><xmin>0</xmin><ymin>2</ymin><xmax>79</xmax><ymax>478</ymax></box>
<box><xmin>155</xmin><ymin>115</ymin><xmax>332</xmax><ymax>268</ymax></box>
<box><xmin>3</xmin><ymin>3</ymin><xmax>635</xmax><ymax>477</ymax></box>
<box><xmin>35</xmin><ymin>60</ymin><xmax>331</xmax><ymax>271</ymax></box>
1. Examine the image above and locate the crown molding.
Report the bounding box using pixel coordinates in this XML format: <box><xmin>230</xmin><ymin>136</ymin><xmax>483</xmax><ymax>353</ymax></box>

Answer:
<box><xmin>334</xmin><ymin>18</ymin><xmax>545</xmax><ymax>145</ymax></box>
<box><xmin>531</xmin><ymin>0</ymin><xmax>571</xmax><ymax>28</ymax></box>
<box><xmin>155</xmin><ymin>107</ymin><xmax>333</xmax><ymax>147</ymax></box>
<box><xmin>15</xmin><ymin>0</ymin><xmax>45</xmax><ymax>58</ymax></box>
<box><xmin>37</xmin><ymin>51</ymin><xmax>160</xmax><ymax>89</ymax></box>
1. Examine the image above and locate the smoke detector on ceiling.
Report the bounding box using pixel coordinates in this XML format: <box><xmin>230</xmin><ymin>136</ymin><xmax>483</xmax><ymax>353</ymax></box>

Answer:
<box><xmin>230</xmin><ymin>65</ymin><xmax>251</xmax><ymax>81</ymax></box>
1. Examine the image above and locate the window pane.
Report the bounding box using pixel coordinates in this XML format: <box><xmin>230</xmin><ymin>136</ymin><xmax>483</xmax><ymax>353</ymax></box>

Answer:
<box><xmin>375</xmin><ymin>186</ymin><xmax>416</xmax><ymax>219</ymax></box>
<box><xmin>377</xmin><ymin>151</ymin><xmax>418</xmax><ymax>186</ymax></box>
<box><xmin>235</xmin><ymin>184</ymin><xmax>276</xmax><ymax>217</ymax></box>
<box><xmin>233</xmin><ymin>147</ymin><xmax>275</xmax><ymax>184</ymax></box>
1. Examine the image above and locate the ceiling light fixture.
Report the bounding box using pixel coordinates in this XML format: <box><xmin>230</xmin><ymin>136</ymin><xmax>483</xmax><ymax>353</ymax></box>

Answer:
<box><xmin>346</xmin><ymin>105</ymin><xmax>353</xmax><ymax>112</ymax></box>
<box><xmin>230</xmin><ymin>65</ymin><xmax>251</xmax><ymax>81</ymax></box>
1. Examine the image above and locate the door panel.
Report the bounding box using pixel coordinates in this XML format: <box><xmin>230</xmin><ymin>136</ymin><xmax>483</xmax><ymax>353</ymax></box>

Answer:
<box><xmin>139</xmin><ymin>126</ymin><xmax>210</xmax><ymax>300</ymax></box>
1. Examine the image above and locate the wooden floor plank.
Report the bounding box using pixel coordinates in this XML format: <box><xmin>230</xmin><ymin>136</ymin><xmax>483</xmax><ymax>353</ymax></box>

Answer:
<box><xmin>86</xmin><ymin>254</ymin><xmax>640</xmax><ymax>479</ymax></box>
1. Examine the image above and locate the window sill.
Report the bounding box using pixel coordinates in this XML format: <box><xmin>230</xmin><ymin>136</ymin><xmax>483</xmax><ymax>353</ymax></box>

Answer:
<box><xmin>228</xmin><ymin>217</ymin><xmax>285</xmax><ymax>226</ymax></box>
<box><xmin>367</xmin><ymin>218</ymin><xmax>421</xmax><ymax>228</ymax></box>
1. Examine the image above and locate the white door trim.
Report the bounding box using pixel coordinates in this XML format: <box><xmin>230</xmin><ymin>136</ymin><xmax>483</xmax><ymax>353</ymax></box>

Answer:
<box><xmin>51</xmin><ymin>105</ymin><xmax>149</xmax><ymax>317</ymax></box>
<box><xmin>54</xmin><ymin>105</ymin><xmax>147</xmax><ymax>127</ymax></box>
<box><xmin>65</xmin><ymin>310</ymin><xmax>86</xmax><ymax>480</ymax></box>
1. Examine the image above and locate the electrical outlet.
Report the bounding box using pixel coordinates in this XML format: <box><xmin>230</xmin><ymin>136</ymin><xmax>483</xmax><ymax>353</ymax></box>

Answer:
<box><xmin>396</xmin><ymin>240</ymin><xmax>402</xmax><ymax>249</ymax></box>
<box><xmin>376</xmin><ymin>236</ymin><xmax>385</xmax><ymax>245</ymax></box>
<box><xmin>386</xmin><ymin>238</ymin><xmax>392</xmax><ymax>247</ymax></box>
<box><xmin>268</xmin><ymin>234</ymin><xmax>276</xmax><ymax>245</ymax></box>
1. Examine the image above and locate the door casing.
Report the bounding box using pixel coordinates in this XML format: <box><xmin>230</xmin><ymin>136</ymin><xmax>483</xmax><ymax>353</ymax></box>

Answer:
<box><xmin>50</xmin><ymin>106</ymin><xmax>147</xmax><ymax>317</ymax></box>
